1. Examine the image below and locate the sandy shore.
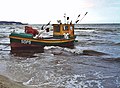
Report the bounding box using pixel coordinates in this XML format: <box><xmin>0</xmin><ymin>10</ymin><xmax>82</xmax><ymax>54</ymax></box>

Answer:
<box><xmin>0</xmin><ymin>75</ymin><xmax>28</xmax><ymax>88</ymax></box>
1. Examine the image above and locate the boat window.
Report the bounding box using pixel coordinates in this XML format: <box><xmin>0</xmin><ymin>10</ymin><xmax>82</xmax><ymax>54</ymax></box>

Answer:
<box><xmin>64</xmin><ymin>26</ymin><xmax>68</xmax><ymax>31</ymax></box>
<box><xmin>70</xmin><ymin>26</ymin><xmax>73</xmax><ymax>30</ymax></box>
<box><xmin>54</xmin><ymin>25</ymin><xmax>60</xmax><ymax>32</ymax></box>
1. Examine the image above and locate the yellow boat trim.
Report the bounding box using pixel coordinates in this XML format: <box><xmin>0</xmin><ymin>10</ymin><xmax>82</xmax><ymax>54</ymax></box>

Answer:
<box><xmin>9</xmin><ymin>36</ymin><xmax>75</xmax><ymax>43</ymax></box>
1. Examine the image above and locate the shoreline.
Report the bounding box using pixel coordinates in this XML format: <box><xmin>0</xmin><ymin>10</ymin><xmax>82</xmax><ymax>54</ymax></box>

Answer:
<box><xmin>0</xmin><ymin>75</ymin><xmax>28</xmax><ymax>88</ymax></box>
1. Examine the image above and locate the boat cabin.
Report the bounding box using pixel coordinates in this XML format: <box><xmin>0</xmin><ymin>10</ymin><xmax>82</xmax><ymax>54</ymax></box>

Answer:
<box><xmin>53</xmin><ymin>24</ymin><xmax>74</xmax><ymax>39</ymax></box>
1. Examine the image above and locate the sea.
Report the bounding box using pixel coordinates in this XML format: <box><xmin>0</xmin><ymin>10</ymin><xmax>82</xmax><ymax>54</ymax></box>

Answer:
<box><xmin>0</xmin><ymin>23</ymin><xmax>120</xmax><ymax>88</ymax></box>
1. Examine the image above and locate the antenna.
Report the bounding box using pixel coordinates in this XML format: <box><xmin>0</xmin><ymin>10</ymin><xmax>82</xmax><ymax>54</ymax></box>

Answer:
<box><xmin>64</xmin><ymin>13</ymin><xmax>66</xmax><ymax>24</ymax></box>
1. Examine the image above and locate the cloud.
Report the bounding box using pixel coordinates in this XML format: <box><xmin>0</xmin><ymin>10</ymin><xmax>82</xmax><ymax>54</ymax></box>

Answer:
<box><xmin>79</xmin><ymin>2</ymin><xmax>95</xmax><ymax>8</ymax></box>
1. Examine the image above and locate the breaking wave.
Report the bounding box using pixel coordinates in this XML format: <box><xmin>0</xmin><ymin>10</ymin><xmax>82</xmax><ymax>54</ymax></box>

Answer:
<box><xmin>44</xmin><ymin>46</ymin><xmax>108</xmax><ymax>56</ymax></box>
<box><xmin>44</xmin><ymin>46</ymin><xmax>83</xmax><ymax>55</ymax></box>
<box><xmin>23</xmin><ymin>74</ymin><xmax>104</xmax><ymax>88</ymax></box>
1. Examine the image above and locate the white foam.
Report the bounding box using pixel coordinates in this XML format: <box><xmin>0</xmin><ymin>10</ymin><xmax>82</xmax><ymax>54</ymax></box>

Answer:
<box><xmin>44</xmin><ymin>46</ymin><xmax>58</xmax><ymax>50</ymax></box>
<box><xmin>63</xmin><ymin>48</ymin><xmax>83</xmax><ymax>55</ymax></box>
<box><xmin>75</xmin><ymin>29</ymin><xmax>95</xmax><ymax>32</ymax></box>
<box><xmin>21</xmin><ymin>72</ymin><xmax>105</xmax><ymax>88</ymax></box>
<box><xmin>23</xmin><ymin>77</ymin><xmax>34</xmax><ymax>85</ymax></box>
<box><xmin>44</xmin><ymin>46</ymin><xmax>83</xmax><ymax>55</ymax></box>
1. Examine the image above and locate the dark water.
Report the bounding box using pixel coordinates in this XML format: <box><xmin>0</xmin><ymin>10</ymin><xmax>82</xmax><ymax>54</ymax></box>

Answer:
<box><xmin>0</xmin><ymin>24</ymin><xmax>120</xmax><ymax>88</ymax></box>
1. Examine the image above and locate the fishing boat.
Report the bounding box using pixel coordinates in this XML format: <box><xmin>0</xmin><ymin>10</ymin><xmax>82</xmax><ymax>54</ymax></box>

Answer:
<box><xmin>9</xmin><ymin>20</ymin><xmax>78</xmax><ymax>51</ymax></box>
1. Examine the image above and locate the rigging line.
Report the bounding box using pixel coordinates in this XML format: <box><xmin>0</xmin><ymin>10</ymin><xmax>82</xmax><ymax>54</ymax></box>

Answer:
<box><xmin>79</xmin><ymin>12</ymin><xmax>88</xmax><ymax>23</ymax></box>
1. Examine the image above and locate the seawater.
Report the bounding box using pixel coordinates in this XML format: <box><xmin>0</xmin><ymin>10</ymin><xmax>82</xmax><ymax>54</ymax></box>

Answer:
<box><xmin>0</xmin><ymin>24</ymin><xmax>120</xmax><ymax>88</ymax></box>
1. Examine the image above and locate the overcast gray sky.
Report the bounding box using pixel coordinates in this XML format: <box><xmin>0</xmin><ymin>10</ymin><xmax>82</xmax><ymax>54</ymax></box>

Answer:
<box><xmin>0</xmin><ymin>0</ymin><xmax>120</xmax><ymax>24</ymax></box>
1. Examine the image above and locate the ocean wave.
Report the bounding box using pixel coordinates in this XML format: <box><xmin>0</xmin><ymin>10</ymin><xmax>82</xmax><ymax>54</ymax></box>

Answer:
<box><xmin>44</xmin><ymin>46</ymin><xmax>108</xmax><ymax>56</ymax></box>
<box><xmin>23</xmin><ymin>73</ymin><xmax>116</xmax><ymax>88</ymax></box>
<box><xmin>114</xmin><ymin>43</ymin><xmax>120</xmax><ymax>46</ymax></box>
<box><xmin>96</xmin><ymin>28</ymin><xmax>120</xmax><ymax>32</ymax></box>
<box><xmin>0</xmin><ymin>34</ymin><xmax>5</xmax><ymax>38</ymax></box>
<box><xmin>75</xmin><ymin>29</ymin><xmax>95</xmax><ymax>32</ymax></box>
<box><xmin>44</xmin><ymin>46</ymin><xmax>83</xmax><ymax>55</ymax></box>
<box><xmin>75</xmin><ymin>28</ymin><xmax>120</xmax><ymax>37</ymax></box>
<box><xmin>76</xmin><ymin>38</ymin><xmax>116</xmax><ymax>47</ymax></box>
<box><xmin>102</xmin><ymin>57</ymin><xmax>120</xmax><ymax>62</ymax></box>
<box><xmin>82</xmin><ymin>50</ymin><xmax>108</xmax><ymax>56</ymax></box>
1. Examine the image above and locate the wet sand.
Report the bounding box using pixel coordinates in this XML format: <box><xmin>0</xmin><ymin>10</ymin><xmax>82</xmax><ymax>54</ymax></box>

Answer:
<box><xmin>0</xmin><ymin>75</ymin><xmax>27</xmax><ymax>88</ymax></box>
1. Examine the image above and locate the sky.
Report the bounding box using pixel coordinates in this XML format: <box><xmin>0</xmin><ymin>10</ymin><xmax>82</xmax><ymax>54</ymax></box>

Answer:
<box><xmin>0</xmin><ymin>0</ymin><xmax>120</xmax><ymax>24</ymax></box>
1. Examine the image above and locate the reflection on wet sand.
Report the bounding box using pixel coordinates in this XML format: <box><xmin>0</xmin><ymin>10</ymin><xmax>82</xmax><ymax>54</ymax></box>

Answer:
<box><xmin>0</xmin><ymin>75</ymin><xmax>28</xmax><ymax>88</ymax></box>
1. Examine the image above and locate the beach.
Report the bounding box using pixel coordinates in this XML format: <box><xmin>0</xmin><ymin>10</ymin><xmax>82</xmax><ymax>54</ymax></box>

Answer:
<box><xmin>0</xmin><ymin>75</ymin><xmax>27</xmax><ymax>88</ymax></box>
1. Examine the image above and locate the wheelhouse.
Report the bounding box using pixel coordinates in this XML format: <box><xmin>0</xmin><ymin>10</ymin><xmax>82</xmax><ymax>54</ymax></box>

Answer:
<box><xmin>53</xmin><ymin>24</ymin><xmax>74</xmax><ymax>39</ymax></box>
